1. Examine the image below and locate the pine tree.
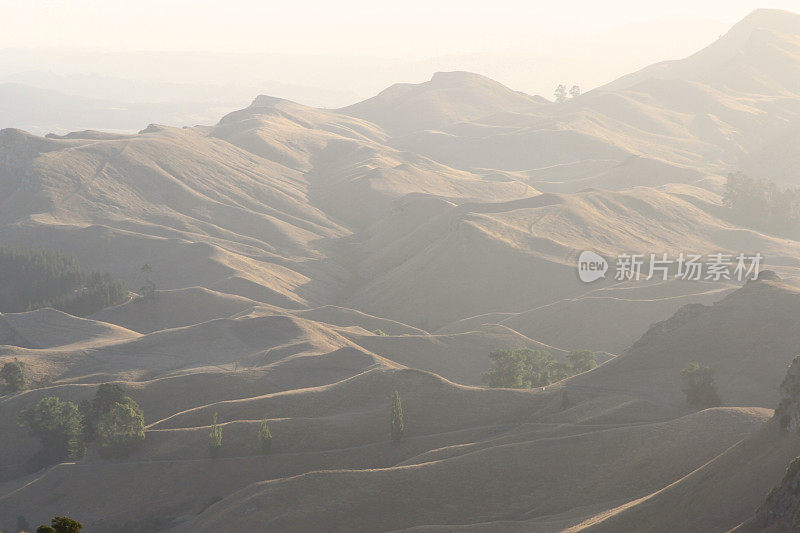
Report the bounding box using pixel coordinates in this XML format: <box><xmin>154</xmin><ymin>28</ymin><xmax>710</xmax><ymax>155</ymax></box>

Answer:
<box><xmin>390</xmin><ymin>390</ymin><xmax>404</xmax><ymax>443</ymax></box>
<box><xmin>209</xmin><ymin>412</ymin><xmax>223</xmax><ymax>458</ymax></box>
<box><xmin>258</xmin><ymin>419</ymin><xmax>272</xmax><ymax>454</ymax></box>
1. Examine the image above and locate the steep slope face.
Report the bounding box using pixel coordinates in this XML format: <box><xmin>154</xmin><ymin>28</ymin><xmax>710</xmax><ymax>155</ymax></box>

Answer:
<box><xmin>211</xmin><ymin>95</ymin><xmax>539</xmax><ymax>228</ymax></box>
<box><xmin>345</xmin><ymin>186</ymin><xmax>799</xmax><ymax>330</ymax></box>
<box><xmin>0</xmin><ymin>125</ymin><xmax>348</xmax><ymax>307</ymax></box>
<box><xmin>603</xmin><ymin>9</ymin><xmax>800</xmax><ymax>94</ymax></box>
<box><xmin>0</xmin><ymin>125</ymin><xmax>340</xmax><ymax>255</ymax></box>
<box><xmin>211</xmin><ymin>95</ymin><xmax>388</xmax><ymax>172</ymax></box>
<box><xmin>567</xmin><ymin>274</ymin><xmax>800</xmax><ymax>410</ymax></box>
<box><xmin>339</xmin><ymin>71</ymin><xmax>542</xmax><ymax>135</ymax></box>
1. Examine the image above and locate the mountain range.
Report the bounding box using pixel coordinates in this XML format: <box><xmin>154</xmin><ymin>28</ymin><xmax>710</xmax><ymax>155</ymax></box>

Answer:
<box><xmin>2</xmin><ymin>8</ymin><xmax>800</xmax><ymax>532</ymax></box>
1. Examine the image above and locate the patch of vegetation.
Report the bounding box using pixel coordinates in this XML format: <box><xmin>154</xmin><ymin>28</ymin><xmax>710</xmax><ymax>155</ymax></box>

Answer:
<box><xmin>483</xmin><ymin>348</ymin><xmax>598</xmax><ymax>389</ymax></box>
<box><xmin>18</xmin><ymin>397</ymin><xmax>85</xmax><ymax>464</ymax></box>
<box><xmin>209</xmin><ymin>412</ymin><xmax>223</xmax><ymax>457</ymax></box>
<box><xmin>37</xmin><ymin>516</ymin><xmax>82</xmax><ymax>533</ymax></box>
<box><xmin>373</xmin><ymin>329</ymin><xmax>388</xmax><ymax>336</ymax></box>
<box><xmin>259</xmin><ymin>419</ymin><xmax>272</xmax><ymax>454</ymax></box>
<box><xmin>1</xmin><ymin>358</ymin><xmax>26</xmax><ymax>392</ymax></box>
<box><xmin>80</xmin><ymin>383</ymin><xmax>146</xmax><ymax>458</ymax></box>
<box><xmin>723</xmin><ymin>172</ymin><xmax>800</xmax><ymax>236</ymax></box>
<box><xmin>390</xmin><ymin>390</ymin><xmax>404</xmax><ymax>443</ymax></box>
<box><xmin>0</xmin><ymin>246</ymin><xmax>128</xmax><ymax>316</ymax></box>
<box><xmin>567</xmin><ymin>350</ymin><xmax>598</xmax><ymax>373</ymax></box>
<box><xmin>681</xmin><ymin>362</ymin><xmax>722</xmax><ymax>409</ymax></box>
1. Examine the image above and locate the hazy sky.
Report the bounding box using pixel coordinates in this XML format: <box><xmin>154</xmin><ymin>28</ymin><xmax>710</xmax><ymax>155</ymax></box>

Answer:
<box><xmin>3</xmin><ymin>1</ymin><xmax>798</xmax><ymax>57</ymax></box>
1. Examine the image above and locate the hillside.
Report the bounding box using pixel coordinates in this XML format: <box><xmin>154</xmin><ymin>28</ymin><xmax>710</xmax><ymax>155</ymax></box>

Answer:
<box><xmin>5</xmin><ymin>8</ymin><xmax>800</xmax><ymax>533</ymax></box>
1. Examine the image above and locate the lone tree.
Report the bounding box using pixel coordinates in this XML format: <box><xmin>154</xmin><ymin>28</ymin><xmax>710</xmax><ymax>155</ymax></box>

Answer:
<box><xmin>139</xmin><ymin>263</ymin><xmax>156</xmax><ymax>300</ymax></box>
<box><xmin>18</xmin><ymin>396</ymin><xmax>85</xmax><ymax>463</ymax></box>
<box><xmin>681</xmin><ymin>362</ymin><xmax>722</xmax><ymax>409</ymax></box>
<box><xmin>259</xmin><ymin>419</ymin><xmax>273</xmax><ymax>454</ymax></box>
<box><xmin>570</xmin><ymin>85</ymin><xmax>581</xmax><ymax>99</ymax></box>
<box><xmin>390</xmin><ymin>390</ymin><xmax>404</xmax><ymax>443</ymax></box>
<box><xmin>209</xmin><ymin>412</ymin><xmax>223</xmax><ymax>457</ymax></box>
<box><xmin>554</xmin><ymin>84</ymin><xmax>567</xmax><ymax>103</ymax></box>
<box><xmin>1</xmin><ymin>358</ymin><xmax>26</xmax><ymax>392</ymax></box>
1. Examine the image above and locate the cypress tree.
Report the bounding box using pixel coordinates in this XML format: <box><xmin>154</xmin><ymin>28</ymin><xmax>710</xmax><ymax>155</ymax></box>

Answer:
<box><xmin>390</xmin><ymin>390</ymin><xmax>404</xmax><ymax>443</ymax></box>
<box><xmin>208</xmin><ymin>412</ymin><xmax>222</xmax><ymax>458</ymax></box>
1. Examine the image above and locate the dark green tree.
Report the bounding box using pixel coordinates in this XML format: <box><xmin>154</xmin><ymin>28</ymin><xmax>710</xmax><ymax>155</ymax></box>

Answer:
<box><xmin>209</xmin><ymin>412</ymin><xmax>223</xmax><ymax>457</ymax></box>
<box><xmin>567</xmin><ymin>350</ymin><xmax>598</xmax><ymax>374</ymax></box>
<box><xmin>484</xmin><ymin>349</ymin><xmax>573</xmax><ymax>388</ymax></box>
<box><xmin>258</xmin><ymin>419</ymin><xmax>272</xmax><ymax>454</ymax></box>
<box><xmin>390</xmin><ymin>390</ymin><xmax>404</xmax><ymax>443</ymax></box>
<box><xmin>139</xmin><ymin>264</ymin><xmax>156</xmax><ymax>300</ymax></box>
<box><xmin>18</xmin><ymin>397</ymin><xmax>85</xmax><ymax>463</ymax></box>
<box><xmin>50</xmin><ymin>516</ymin><xmax>82</xmax><ymax>533</ymax></box>
<box><xmin>0</xmin><ymin>246</ymin><xmax>127</xmax><ymax>316</ymax></box>
<box><xmin>483</xmin><ymin>349</ymin><xmax>535</xmax><ymax>388</ymax></box>
<box><xmin>79</xmin><ymin>383</ymin><xmax>127</xmax><ymax>441</ymax></box>
<box><xmin>1</xmin><ymin>358</ymin><xmax>27</xmax><ymax>392</ymax></box>
<box><xmin>681</xmin><ymin>362</ymin><xmax>722</xmax><ymax>409</ymax></box>
<box><xmin>96</xmin><ymin>398</ymin><xmax>146</xmax><ymax>458</ymax></box>
<box><xmin>37</xmin><ymin>526</ymin><xmax>56</xmax><ymax>533</ymax></box>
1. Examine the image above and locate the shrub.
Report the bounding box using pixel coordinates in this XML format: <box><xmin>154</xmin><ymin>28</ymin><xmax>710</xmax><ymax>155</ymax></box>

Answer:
<box><xmin>18</xmin><ymin>397</ymin><xmax>85</xmax><ymax>463</ymax></box>
<box><xmin>258</xmin><ymin>419</ymin><xmax>272</xmax><ymax>454</ymax></box>
<box><xmin>1</xmin><ymin>358</ymin><xmax>26</xmax><ymax>392</ymax></box>
<box><xmin>681</xmin><ymin>362</ymin><xmax>722</xmax><ymax>409</ymax></box>
<box><xmin>390</xmin><ymin>391</ymin><xmax>404</xmax><ymax>443</ymax></box>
